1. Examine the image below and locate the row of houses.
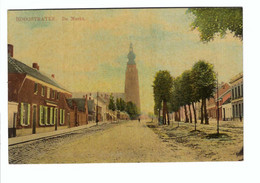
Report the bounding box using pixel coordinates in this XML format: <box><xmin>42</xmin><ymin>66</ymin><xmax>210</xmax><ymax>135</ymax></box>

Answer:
<box><xmin>8</xmin><ymin>44</ymin><xmax>129</xmax><ymax>138</ymax></box>
<box><xmin>178</xmin><ymin>72</ymin><xmax>243</xmax><ymax>122</ymax></box>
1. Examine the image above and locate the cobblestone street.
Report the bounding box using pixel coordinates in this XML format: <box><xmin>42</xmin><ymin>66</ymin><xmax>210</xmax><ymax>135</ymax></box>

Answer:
<box><xmin>9</xmin><ymin>119</ymin><xmax>243</xmax><ymax>164</ymax></box>
<box><xmin>9</xmin><ymin>120</ymin><xmax>182</xmax><ymax>163</ymax></box>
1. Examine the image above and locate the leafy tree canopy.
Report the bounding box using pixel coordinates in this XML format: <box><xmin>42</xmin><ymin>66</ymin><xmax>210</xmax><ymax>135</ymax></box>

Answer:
<box><xmin>187</xmin><ymin>8</ymin><xmax>242</xmax><ymax>42</ymax></box>
<box><xmin>126</xmin><ymin>101</ymin><xmax>139</xmax><ymax>119</ymax></box>
<box><xmin>108</xmin><ymin>94</ymin><xmax>116</xmax><ymax>111</ymax></box>
<box><xmin>191</xmin><ymin>60</ymin><xmax>217</xmax><ymax>100</ymax></box>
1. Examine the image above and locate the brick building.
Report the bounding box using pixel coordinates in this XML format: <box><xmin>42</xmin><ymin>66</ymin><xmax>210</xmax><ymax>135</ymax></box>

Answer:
<box><xmin>207</xmin><ymin>83</ymin><xmax>231</xmax><ymax>120</ymax></box>
<box><xmin>66</xmin><ymin>96</ymin><xmax>88</xmax><ymax>127</ymax></box>
<box><xmin>8</xmin><ymin>44</ymin><xmax>72</xmax><ymax>137</ymax></box>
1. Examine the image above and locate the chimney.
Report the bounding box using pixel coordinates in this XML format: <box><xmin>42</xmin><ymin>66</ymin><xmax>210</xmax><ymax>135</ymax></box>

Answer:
<box><xmin>8</xmin><ymin>44</ymin><xmax>13</xmax><ymax>57</ymax></box>
<box><xmin>51</xmin><ymin>74</ymin><xmax>55</xmax><ymax>78</ymax></box>
<box><xmin>32</xmin><ymin>63</ymin><xmax>40</xmax><ymax>71</ymax></box>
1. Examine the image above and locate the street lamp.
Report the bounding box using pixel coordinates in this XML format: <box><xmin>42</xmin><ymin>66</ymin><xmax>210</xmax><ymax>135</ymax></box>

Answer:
<box><xmin>216</xmin><ymin>72</ymin><xmax>219</xmax><ymax>135</ymax></box>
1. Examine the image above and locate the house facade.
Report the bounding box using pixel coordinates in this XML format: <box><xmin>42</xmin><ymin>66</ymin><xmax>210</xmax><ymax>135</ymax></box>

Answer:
<box><xmin>222</xmin><ymin>97</ymin><xmax>232</xmax><ymax>121</ymax></box>
<box><xmin>8</xmin><ymin>44</ymin><xmax>72</xmax><ymax>137</ymax></box>
<box><xmin>66</xmin><ymin>96</ymin><xmax>88</xmax><ymax>127</ymax></box>
<box><xmin>206</xmin><ymin>83</ymin><xmax>231</xmax><ymax>121</ymax></box>
<box><xmin>230</xmin><ymin>72</ymin><xmax>243</xmax><ymax>121</ymax></box>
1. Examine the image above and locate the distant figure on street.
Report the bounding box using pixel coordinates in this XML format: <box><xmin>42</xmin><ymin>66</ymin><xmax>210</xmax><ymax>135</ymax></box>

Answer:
<box><xmin>138</xmin><ymin>118</ymin><xmax>140</xmax><ymax>123</ymax></box>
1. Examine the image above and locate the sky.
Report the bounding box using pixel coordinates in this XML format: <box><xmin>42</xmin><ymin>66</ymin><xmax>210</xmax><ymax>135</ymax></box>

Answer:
<box><xmin>8</xmin><ymin>8</ymin><xmax>243</xmax><ymax>113</ymax></box>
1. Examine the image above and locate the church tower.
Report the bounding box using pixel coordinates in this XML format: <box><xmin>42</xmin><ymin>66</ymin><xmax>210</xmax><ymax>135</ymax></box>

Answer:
<box><xmin>125</xmin><ymin>43</ymin><xmax>141</xmax><ymax>111</ymax></box>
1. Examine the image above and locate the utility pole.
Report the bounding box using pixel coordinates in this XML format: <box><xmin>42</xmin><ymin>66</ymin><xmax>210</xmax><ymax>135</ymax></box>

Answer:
<box><xmin>217</xmin><ymin>73</ymin><xmax>219</xmax><ymax>135</ymax></box>
<box><xmin>96</xmin><ymin>92</ymin><xmax>99</xmax><ymax>125</ymax></box>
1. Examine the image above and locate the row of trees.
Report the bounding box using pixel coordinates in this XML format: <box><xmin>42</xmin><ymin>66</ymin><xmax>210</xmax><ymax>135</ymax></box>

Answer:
<box><xmin>108</xmin><ymin>94</ymin><xmax>140</xmax><ymax>119</ymax></box>
<box><xmin>153</xmin><ymin>60</ymin><xmax>217</xmax><ymax>129</ymax></box>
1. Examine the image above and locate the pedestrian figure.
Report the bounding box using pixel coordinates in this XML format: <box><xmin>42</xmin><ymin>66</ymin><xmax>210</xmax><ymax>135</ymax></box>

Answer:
<box><xmin>138</xmin><ymin>118</ymin><xmax>140</xmax><ymax>123</ymax></box>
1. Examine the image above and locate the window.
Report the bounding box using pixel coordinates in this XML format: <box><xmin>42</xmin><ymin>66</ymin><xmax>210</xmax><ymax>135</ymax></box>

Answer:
<box><xmin>232</xmin><ymin>105</ymin><xmax>236</xmax><ymax>118</ymax></box>
<box><xmin>41</xmin><ymin>86</ymin><xmax>45</xmax><ymax>97</ymax></box>
<box><xmin>54</xmin><ymin>108</ymin><xmax>58</xmax><ymax>125</ymax></box>
<box><xmin>238</xmin><ymin>86</ymin><xmax>240</xmax><ymax>97</ymax></box>
<box><xmin>49</xmin><ymin>107</ymin><xmax>54</xmax><ymax>125</ymax></box>
<box><xmin>56</xmin><ymin>92</ymin><xmax>60</xmax><ymax>100</ymax></box>
<box><xmin>39</xmin><ymin>105</ymin><xmax>44</xmax><ymax>125</ymax></box>
<box><xmin>232</xmin><ymin>88</ymin><xmax>234</xmax><ymax>100</ymax></box>
<box><xmin>47</xmin><ymin>88</ymin><xmax>50</xmax><ymax>98</ymax></box>
<box><xmin>34</xmin><ymin>83</ymin><xmax>38</xmax><ymax>94</ymax></box>
<box><xmin>44</xmin><ymin>106</ymin><xmax>48</xmax><ymax>124</ymax></box>
<box><xmin>241</xmin><ymin>84</ymin><xmax>243</xmax><ymax>97</ymax></box>
<box><xmin>60</xmin><ymin>109</ymin><xmax>65</xmax><ymax>125</ymax></box>
<box><xmin>20</xmin><ymin>103</ymin><xmax>30</xmax><ymax>126</ymax></box>
<box><xmin>235</xmin><ymin>87</ymin><xmax>237</xmax><ymax>99</ymax></box>
<box><xmin>51</xmin><ymin>90</ymin><xmax>55</xmax><ymax>99</ymax></box>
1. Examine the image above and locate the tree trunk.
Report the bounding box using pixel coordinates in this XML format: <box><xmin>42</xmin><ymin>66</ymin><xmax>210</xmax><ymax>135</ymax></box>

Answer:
<box><xmin>178</xmin><ymin>108</ymin><xmax>181</xmax><ymax>121</ymax></box>
<box><xmin>163</xmin><ymin>101</ymin><xmax>168</xmax><ymax>125</ymax></box>
<box><xmin>192</xmin><ymin>102</ymin><xmax>197</xmax><ymax>131</ymax></box>
<box><xmin>167</xmin><ymin>112</ymin><xmax>170</xmax><ymax>125</ymax></box>
<box><xmin>158</xmin><ymin>109</ymin><xmax>161</xmax><ymax>125</ymax></box>
<box><xmin>184</xmin><ymin>105</ymin><xmax>189</xmax><ymax>123</ymax></box>
<box><xmin>200</xmin><ymin>100</ymin><xmax>204</xmax><ymax>124</ymax></box>
<box><xmin>189</xmin><ymin>104</ymin><xmax>192</xmax><ymax>123</ymax></box>
<box><xmin>204</xmin><ymin>98</ymin><xmax>209</xmax><ymax>124</ymax></box>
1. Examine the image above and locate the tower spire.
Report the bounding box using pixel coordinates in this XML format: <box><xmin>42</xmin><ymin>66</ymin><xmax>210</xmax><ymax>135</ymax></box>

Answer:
<box><xmin>127</xmin><ymin>43</ymin><xmax>136</xmax><ymax>65</ymax></box>
<box><xmin>129</xmin><ymin>43</ymin><xmax>133</xmax><ymax>52</ymax></box>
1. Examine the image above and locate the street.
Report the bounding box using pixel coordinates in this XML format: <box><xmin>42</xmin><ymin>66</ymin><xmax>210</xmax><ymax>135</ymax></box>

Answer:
<box><xmin>9</xmin><ymin>119</ymin><xmax>243</xmax><ymax>164</ymax></box>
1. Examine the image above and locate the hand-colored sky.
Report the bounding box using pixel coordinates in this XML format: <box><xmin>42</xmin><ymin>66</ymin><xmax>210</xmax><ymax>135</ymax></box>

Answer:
<box><xmin>8</xmin><ymin>8</ymin><xmax>243</xmax><ymax>113</ymax></box>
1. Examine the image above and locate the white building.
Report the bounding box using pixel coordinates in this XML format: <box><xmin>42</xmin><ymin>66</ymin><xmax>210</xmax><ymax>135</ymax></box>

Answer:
<box><xmin>222</xmin><ymin>98</ymin><xmax>232</xmax><ymax>121</ymax></box>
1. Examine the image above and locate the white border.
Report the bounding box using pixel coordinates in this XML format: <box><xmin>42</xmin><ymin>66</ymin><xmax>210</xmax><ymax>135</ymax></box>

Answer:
<box><xmin>1</xmin><ymin>0</ymin><xmax>260</xmax><ymax>183</ymax></box>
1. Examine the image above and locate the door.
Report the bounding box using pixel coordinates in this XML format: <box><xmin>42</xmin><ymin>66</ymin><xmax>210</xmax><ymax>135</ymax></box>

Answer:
<box><xmin>223</xmin><ymin>108</ymin><xmax>226</xmax><ymax>121</ymax></box>
<box><xmin>32</xmin><ymin>105</ymin><xmax>37</xmax><ymax>134</ymax></box>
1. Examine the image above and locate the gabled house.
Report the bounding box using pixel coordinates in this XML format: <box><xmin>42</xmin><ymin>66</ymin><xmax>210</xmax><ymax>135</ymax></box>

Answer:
<box><xmin>8</xmin><ymin>44</ymin><xmax>72</xmax><ymax>137</ymax></box>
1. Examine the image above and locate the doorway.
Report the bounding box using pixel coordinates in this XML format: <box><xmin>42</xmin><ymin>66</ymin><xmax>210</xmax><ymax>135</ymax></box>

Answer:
<box><xmin>32</xmin><ymin>105</ymin><xmax>37</xmax><ymax>134</ymax></box>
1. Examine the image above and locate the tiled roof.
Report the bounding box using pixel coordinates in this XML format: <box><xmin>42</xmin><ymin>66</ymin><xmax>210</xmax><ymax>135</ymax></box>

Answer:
<box><xmin>222</xmin><ymin>97</ymin><xmax>231</xmax><ymax>105</ymax></box>
<box><xmin>8</xmin><ymin>56</ymin><xmax>69</xmax><ymax>92</ymax></box>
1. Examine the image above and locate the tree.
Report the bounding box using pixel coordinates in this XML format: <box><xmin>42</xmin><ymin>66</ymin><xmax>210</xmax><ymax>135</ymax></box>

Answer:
<box><xmin>154</xmin><ymin>99</ymin><xmax>162</xmax><ymax>125</ymax></box>
<box><xmin>126</xmin><ymin>101</ymin><xmax>139</xmax><ymax>120</ymax></box>
<box><xmin>180</xmin><ymin>70</ymin><xmax>194</xmax><ymax>123</ymax></box>
<box><xmin>153</xmin><ymin>70</ymin><xmax>173</xmax><ymax>125</ymax></box>
<box><xmin>120</xmin><ymin>98</ymin><xmax>126</xmax><ymax>111</ymax></box>
<box><xmin>187</xmin><ymin>8</ymin><xmax>242</xmax><ymax>42</ymax></box>
<box><xmin>191</xmin><ymin>60</ymin><xmax>217</xmax><ymax>124</ymax></box>
<box><xmin>170</xmin><ymin>76</ymin><xmax>182</xmax><ymax>126</ymax></box>
<box><xmin>108</xmin><ymin>94</ymin><xmax>116</xmax><ymax>111</ymax></box>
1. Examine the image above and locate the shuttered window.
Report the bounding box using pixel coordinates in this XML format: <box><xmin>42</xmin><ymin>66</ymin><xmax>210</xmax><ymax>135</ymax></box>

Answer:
<box><xmin>39</xmin><ymin>105</ymin><xmax>44</xmax><ymax>125</ymax></box>
<box><xmin>44</xmin><ymin>106</ymin><xmax>48</xmax><ymax>125</ymax></box>
<box><xmin>54</xmin><ymin>108</ymin><xmax>57</xmax><ymax>125</ymax></box>
<box><xmin>20</xmin><ymin>103</ymin><xmax>30</xmax><ymax>126</ymax></box>
<box><xmin>20</xmin><ymin>103</ymin><xmax>24</xmax><ymax>125</ymax></box>
<box><xmin>63</xmin><ymin>109</ymin><xmax>65</xmax><ymax>124</ymax></box>
<box><xmin>50</xmin><ymin>107</ymin><xmax>54</xmax><ymax>125</ymax></box>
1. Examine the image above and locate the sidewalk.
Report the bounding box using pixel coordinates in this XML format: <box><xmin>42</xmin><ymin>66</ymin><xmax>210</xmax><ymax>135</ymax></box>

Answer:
<box><xmin>8</xmin><ymin>121</ymin><xmax>110</xmax><ymax>146</ymax></box>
